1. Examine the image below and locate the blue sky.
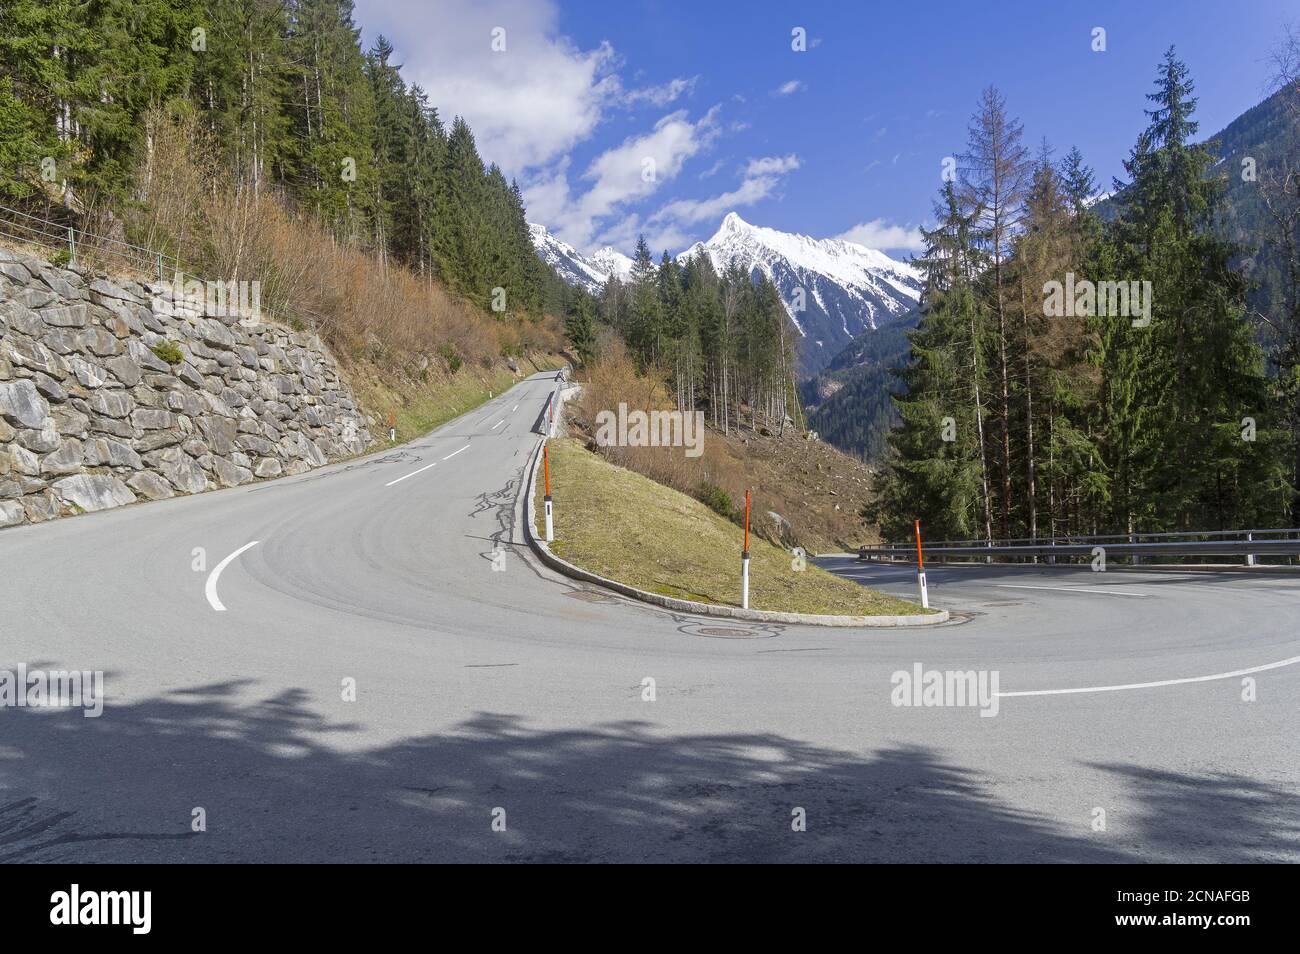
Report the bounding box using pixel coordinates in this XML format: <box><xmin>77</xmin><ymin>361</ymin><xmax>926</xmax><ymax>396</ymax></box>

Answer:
<box><xmin>353</xmin><ymin>0</ymin><xmax>1294</xmax><ymax>257</ymax></box>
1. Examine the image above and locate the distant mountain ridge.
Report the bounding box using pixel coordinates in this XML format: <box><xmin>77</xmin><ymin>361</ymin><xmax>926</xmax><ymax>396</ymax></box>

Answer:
<box><xmin>799</xmin><ymin>306</ymin><xmax>920</xmax><ymax>461</ymax></box>
<box><xmin>530</xmin><ymin>212</ymin><xmax>921</xmax><ymax>375</ymax></box>
<box><xmin>528</xmin><ymin>223</ymin><xmax>633</xmax><ymax>294</ymax></box>
<box><xmin>1093</xmin><ymin>84</ymin><xmax>1299</xmax><ymax>321</ymax></box>
<box><xmin>676</xmin><ymin>213</ymin><xmax>921</xmax><ymax>374</ymax></box>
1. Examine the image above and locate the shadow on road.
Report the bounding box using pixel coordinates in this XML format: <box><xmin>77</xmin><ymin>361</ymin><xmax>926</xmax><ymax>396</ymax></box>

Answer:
<box><xmin>1</xmin><ymin>681</ymin><xmax>1293</xmax><ymax>862</ymax></box>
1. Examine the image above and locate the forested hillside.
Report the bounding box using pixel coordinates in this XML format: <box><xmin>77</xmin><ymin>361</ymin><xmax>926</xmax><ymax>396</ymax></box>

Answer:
<box><xmin>0</xmin><ymin>0</ymin><xmax>567</xmax><ymax>354</ymax></box>
<box><xmin>1095</xmin><ymin>82</ymin><xmax>1300</xmax><ymax>335</ymax></box>
<box><xmin>578</xmin><ymin>237</ymin><xmax>803</xmax><ymax>438</ymax></box>
<box><xmin>869</xmin><ymin>48</ymin><xmax>1300</xmax><ymax>543</ymax></box>
<box><xmin>799</xmin><ymin>308</ymin><xmax>918</xmax><ymax>460</ymax></box>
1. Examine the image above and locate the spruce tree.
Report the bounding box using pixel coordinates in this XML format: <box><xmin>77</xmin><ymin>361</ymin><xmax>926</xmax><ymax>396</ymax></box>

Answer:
<box><xmin>1108</xmin><ymin>47</ymin><xmax>1287</xmax><ymax>529</ymax></box>
<box><xmin>869</xmin><ymin>181</ymin><xmax>992</xmax><ymax>542</ymax></box>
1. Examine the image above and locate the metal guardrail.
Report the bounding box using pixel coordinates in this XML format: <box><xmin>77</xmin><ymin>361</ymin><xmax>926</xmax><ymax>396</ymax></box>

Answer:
<box><xmin>0</xmin><ymin>204</ymin><xmax>308</xmax><ymax>334</ymax></box>
<box><xmin>0</xmin><ymin>203</ymin><xmax>180</xmax><ymax>280</ymax></box>
<box><xmin>898</xmin><ymin>528</ymin><xmax>1300</xmax><ymax>547</ymax></box>
<box><xmin>859</xmin><ymin>529</ymin><xmax>1300</xmax><ymax>564</ymax></box>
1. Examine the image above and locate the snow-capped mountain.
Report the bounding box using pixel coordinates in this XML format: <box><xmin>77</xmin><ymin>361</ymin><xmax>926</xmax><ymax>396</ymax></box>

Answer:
<box><xmin>588</xmin><ymin>246</ymin><xmax>634</xmax><ymax>283</ymax></box>
<box><xmin>532</xmin><ymin>212</ymin><xmax>921</xmax><ymax>374</ymax></box>
<box><xmin>528</xmin><ymin>223</ymin><xmax>633</xmax><ymax>294</ymax></box>
<box><xmin>528</xmin><ymin>223</ymin><xmax>607</xmax><ymax>294</ymax></box>
<box><xmin>678</xmin><ymin>212</ymin><xmax>921</xmax><ymax>374</ymax></box>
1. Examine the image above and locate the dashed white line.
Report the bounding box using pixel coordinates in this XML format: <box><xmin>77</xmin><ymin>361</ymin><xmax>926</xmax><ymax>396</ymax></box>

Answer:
<box><xmin>385</xmin><ymin>461</ymin><xmax>436</xmax><ymax>486</ymax></box>
<box><xmin>205</xmin><ymin>541</ymin><xmax>259</xmax><ymax>612</ymax></box>
<box><xmin>385</xmin><ymin>444</ymin><xmax>470</xmax><ymax>486</ymax></box>
<box><xmin>491</xmin><ymin>419</ymin><xmax>504</xmax><ymax>430</ymax></box>
<box><xmin>998</xmin><ymin>653</ymin><xmax>1300</xmax><ymax>697</ymax></box>
<box><xmin>994</xmin><ymin>583</ymin><xmax>1150</xmax><ymax>598</ymax></box>
<box><xmin>511</xmin><ymin>404</ymin><xmax>519</xmax><ymax>412</ymax></box>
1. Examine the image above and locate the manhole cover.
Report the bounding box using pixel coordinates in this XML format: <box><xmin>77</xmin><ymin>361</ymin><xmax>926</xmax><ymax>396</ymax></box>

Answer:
<box><xmin>695</xmin><ymin>626</ymin><xmax>767</xmax><ymax>639</ymax></box>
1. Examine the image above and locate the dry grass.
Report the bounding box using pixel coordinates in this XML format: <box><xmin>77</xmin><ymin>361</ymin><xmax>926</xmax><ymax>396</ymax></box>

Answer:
<box><xmin>128</xmin><ymin>108</ymin><xmax>565</xmax><ymax>376</ymax></box>
<box><xmin>570</xmin><ymin>344</ymin><xmax>881</xmax><ymax>553</ymax></box>
<box><xmin>536</xmin><ymin>438</ymin><xmax>929</xmax><ymax>616</ymax></box>
<box><xmin>354</xmin><ymin>353</ymin><xmax>564</xmax><ymax>444</ymax></box>
<box><xmin>1</xmin><ymin>110</ymin><xmax>570</xmax><ymax>448</ymax></box>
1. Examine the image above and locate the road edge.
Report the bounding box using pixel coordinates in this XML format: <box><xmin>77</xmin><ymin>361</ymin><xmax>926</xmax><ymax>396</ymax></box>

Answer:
<box><xmin>520</xmin><ymin>437</ymin><xmax>949</xmax><ymax>628</ymax></box>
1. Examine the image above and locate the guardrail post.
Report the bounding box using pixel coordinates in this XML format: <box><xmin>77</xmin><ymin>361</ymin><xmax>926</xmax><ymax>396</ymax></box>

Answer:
<box><xmin>914</xmin><ymin>519</ymin><xmax>930</xmax><ymax>609</ymax></box>
<box><xmin>741</xmin><ymin>490</ymin><xmax>751</xmax><ymax>609</ymax></box>
<box><xmin>1130</xmin><ymin>532</ymin><xmax>1141</xmax><ymax>566</ymax></box>
<box><xmin>543</xmin><ymin>444</ymin><xmax>554</xmax><ymax>543</ymax></box>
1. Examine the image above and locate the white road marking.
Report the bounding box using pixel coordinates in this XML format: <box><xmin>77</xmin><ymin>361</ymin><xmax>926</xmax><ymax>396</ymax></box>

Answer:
<box><xmin>998</xmin><ymin>653</ymin><xmax>1300</xmax><ymax>698</ymax></box>
<box><xmin>205</xmin><ymin>541</ymin><xmax>259</xmax><ymax>612</ymax></box>
<box><xmin>442</xmin><ymin>445</ymin><xmax>470</xmax><ymax>461</ymax></box>
<box><xmin>994</xmin><ymin>583</ymin><xmax>1150</xmax><ymax>598</ymax></box>
<box><xmin>491</xmin><ymin>419</ymin><xmax>504</xmax><ymax>430</ymax></box>
<box><xmin>385</xmin><ymin>461</ymin><xmax>436</xmax><ymax>486</ymax></box>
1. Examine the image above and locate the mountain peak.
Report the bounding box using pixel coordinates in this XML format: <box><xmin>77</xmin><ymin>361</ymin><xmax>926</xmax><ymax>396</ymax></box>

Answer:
<box><xmin>534</xmin><ymin>213</ymin><xmax>922</xmax><ymax>376</ymax></box>
<box><xmin>719</xmin><ymin>211</ymin><xmax>749</xmax><ymax>233</ymax></box>
<box><xmin>677</xmin><ymin>214</ymin><xmax>922</xmax><ymax>375</ymax></box>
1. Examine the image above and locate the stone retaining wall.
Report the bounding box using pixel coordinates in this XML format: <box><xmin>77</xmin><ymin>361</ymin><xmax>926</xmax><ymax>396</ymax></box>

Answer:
<box><xmin>0</xmin><ymin>246</ymin><xmax>372</xmax><ymax>528</ymax></box>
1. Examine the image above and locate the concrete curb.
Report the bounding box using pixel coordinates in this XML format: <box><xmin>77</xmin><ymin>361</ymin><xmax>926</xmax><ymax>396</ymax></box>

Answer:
<box><xmin>520</xmin><ymin>438</ymin><xmax>949</xmax><ymax>628</ymax></box>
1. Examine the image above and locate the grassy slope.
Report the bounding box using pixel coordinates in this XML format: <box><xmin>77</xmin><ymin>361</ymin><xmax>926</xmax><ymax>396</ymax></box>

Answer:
<box><xmin>535</xmin><ymin>438</ymin><xmax>930</xmax><ymax>617</ymax></box>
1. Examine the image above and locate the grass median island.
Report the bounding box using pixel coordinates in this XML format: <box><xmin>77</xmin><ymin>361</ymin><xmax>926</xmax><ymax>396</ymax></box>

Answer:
<box><xmin>535</xmin><ymin>438</ymin><xmax>932</xmax><ymax>617</ymax></box>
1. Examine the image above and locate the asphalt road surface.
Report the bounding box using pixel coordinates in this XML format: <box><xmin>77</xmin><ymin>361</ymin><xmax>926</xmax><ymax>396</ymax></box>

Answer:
<box><xmin>2</xmin><ymin>372</ymin><xmax>1297</xmax><ymax>863</ymax></box>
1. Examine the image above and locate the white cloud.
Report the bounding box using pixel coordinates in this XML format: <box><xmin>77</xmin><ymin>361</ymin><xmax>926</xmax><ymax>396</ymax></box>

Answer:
<box><xmin>623</xmin><ymin>76</ymin><xmax>698</xmax><ymax>107</ymax></box>
<box><xmin>644</xmin><ymin>153</ymin><xmax>799</xmax><ymax>241</ymax></box>
<box><xmin>698</xmin><ymin>158</ymin><xmax>725</xmax><ymax>180</ymax></box>
<box><xmin>744</xmin><ymin>155</ymin><xmax>800</xmax><ymax>177</ymax></box>
<box><xmin>598</xmin><ymin>213</ymin><xmax>693</xmax><ymax>259</ymax></box>
<box><xmin>774</xmin><ymin>79</ymin><xmax>805</xmax><ymax>96</ymax></box>
<box><xmin>525</xmin><ymin>107</ymin><xmax>722</xmax><ymax>251</ymax></box>
<box><xmin>372</xmin><ymin>0</ymin><xmax>692</xmax><ymax>176</ymax></box>
<box><xmin>835</xmin><ymin>219</ymin><xmax>926</xmax><ymax>252</ymax></box>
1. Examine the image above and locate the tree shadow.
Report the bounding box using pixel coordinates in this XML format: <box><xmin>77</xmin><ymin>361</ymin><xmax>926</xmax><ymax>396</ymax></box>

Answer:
<box><xmin>0</xmin><ymin>681</ymin><xmax>1289</xmax><ymax>862</ymax></box>
<box><xmin>1085</xmin><ymin>762</ymin><xmax>1300</xmax><ymax>864</ymax></box>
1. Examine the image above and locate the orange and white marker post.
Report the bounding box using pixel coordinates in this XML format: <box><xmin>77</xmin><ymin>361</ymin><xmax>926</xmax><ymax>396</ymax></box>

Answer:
<box><xmin>741</xmin><ymin>490</ymin><xmax>752</xmax><ymax>610</ymax></box>
<box><xmin>543</xmin><ymin>444</ymin><xmax>554</xmax><ymax>543</ymax></box>
<box><xmin>914</xmin><ymin>518</ymin><xmax>929</xmax><ymax>609</ymax></box>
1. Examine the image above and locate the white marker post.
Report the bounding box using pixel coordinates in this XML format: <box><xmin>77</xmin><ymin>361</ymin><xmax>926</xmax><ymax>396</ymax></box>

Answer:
<box><xmin>914</xmin><ymin>518</ymin><xmax>929</xmax><ymax>609</ymax></box>
<box><xmin>741</xmin><ymin>490</ymin><xmax>751</xmax><ymax>610</ymax></box>
<box><xmin>543</xmin><ymin>444</ymin><xmax>554</xmax><ymax>543</ymax></box>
